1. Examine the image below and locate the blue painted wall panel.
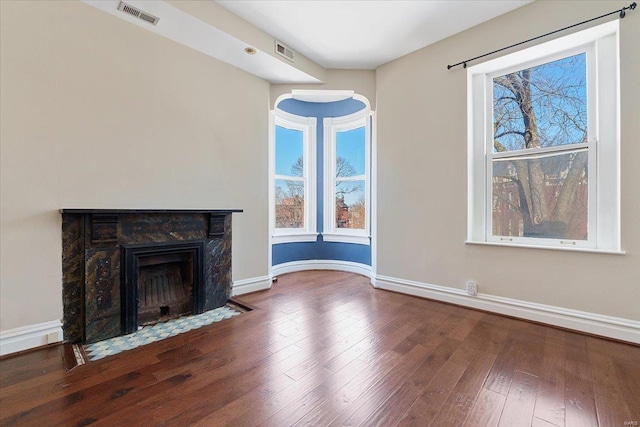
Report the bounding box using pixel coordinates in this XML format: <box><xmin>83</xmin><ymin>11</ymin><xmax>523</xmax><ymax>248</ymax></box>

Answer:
<box><xmin>272</xmin><ymin>237</ymin><xmax>372</xmax><ymax>265</ymax></box>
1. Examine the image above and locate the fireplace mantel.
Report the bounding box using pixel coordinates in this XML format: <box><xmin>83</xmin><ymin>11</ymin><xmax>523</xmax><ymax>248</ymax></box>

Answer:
<box><xmin>61</xmin><ymin>209</ymin><xmax>242</xmax><ymax>344</ymax></box>
<box><xmin>59</xmin><ymin>209</ymin><xmax>243</xmax><ymax>214</ymax></box>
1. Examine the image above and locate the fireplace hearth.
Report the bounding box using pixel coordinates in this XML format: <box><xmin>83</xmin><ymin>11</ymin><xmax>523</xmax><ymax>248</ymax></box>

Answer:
<box><xmin>61</xmin><ymin>209</ymin><xmax>241</xmax><ymax>344</ymax></box>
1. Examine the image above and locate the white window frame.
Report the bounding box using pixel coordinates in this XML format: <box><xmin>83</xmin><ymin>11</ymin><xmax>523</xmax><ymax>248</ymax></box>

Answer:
<box><xmin>467</xmin><ymin>20</ymin><xmax>622</xmax><ymax>254</ymax></box>
<box><xmin>323</xmin><ymin>109</ymin><xmax>371</xmax><ymax>245</ymax></box>
<box><xmin>270</xmin><ymin>108</ymin><xmax>317</xmax><ymax>244</ymax></box>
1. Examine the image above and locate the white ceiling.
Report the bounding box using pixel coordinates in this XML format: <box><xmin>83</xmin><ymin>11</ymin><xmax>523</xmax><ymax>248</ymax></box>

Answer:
<box><xmin>216</xmin><ymin>0</ymin><xmax>533</xmax><ymax>70</ymax></box>
<box><xmin>83</xmin><ymin>0</ymin><xmax>532</xmax><ymax>83</ymax></box>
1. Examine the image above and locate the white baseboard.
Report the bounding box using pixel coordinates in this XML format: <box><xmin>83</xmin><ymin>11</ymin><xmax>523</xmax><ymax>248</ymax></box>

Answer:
<box><xmin>375</xmin><ymin>274</ymin><xmax>640</xmax><ymax>344</ymax></box>
<box><xmin>232</xmin><ymin>275</ymin><xmax>272</xmax><ymax>296</ymax></box>
<box><xmin>272</xmin><ymin>260</ymin><xmax>372</xmax><ymax>279</ymax></box>
<box><xmin>0</xmin><ymin>320</ymin><xmax>64</xmax><ymax>357</ymax></box>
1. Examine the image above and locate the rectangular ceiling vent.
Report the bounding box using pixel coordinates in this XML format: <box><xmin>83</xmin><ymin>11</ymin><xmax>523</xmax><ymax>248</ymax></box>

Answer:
<box><xmin>117</xmin><ymin>1</ymin><xmax>159</xmax><ymax>26</ymax></box>
<box><xmin>275</xmin><ymin>40</ymin><xmax>295</xmax><ymax>62</ymax></box>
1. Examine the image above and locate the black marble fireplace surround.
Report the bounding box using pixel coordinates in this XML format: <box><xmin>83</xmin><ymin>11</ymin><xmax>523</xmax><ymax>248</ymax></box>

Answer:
<box><xmin>61</xmin><ymin>209</ymin><xmax>241</xmax><ymax>344</ymax></box>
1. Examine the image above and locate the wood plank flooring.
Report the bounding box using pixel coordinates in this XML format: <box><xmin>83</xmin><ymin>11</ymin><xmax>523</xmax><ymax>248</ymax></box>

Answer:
<box><xmin>1</xmin><ymin>271</ymin><xmax>638</xmax><ymax>426</ymax></box>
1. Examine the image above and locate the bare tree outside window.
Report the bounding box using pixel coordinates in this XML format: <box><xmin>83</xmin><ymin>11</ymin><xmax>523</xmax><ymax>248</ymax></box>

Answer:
<box><xmin>279</xmin><ymin>155</ymin><xmax>364</xmax><ymax>229</ymax></box>
<box><xmin>275</xmin><ymin>157</ymin><xmax>304</xmax><ymax>228</ymax></box>
<box><xmin>492</xmin><ymin>53</ymin><xmax>588</xmax><ymax>240</ymax></box>
<box><xmin>275</xmin><ymin>179</ymin><xmax>304</xmax><ymax>228</ymax></box>
<box><xmin>335</xmin><ymin>157</ymin><xmax>364</xmax><ymax>229</ymax></box>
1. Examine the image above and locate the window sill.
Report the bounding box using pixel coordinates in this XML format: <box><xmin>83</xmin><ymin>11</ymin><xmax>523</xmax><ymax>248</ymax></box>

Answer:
<box><xmin>272</xmin><ymin>233</ymin><xmax>319</xmax><ymax>244</ymax></box>
<box><xmin>323</xmin><ymin>233</ymin><xmax>370</xmax><ymax>245</ymax></box>
<box><xmin>465</xmin><ymin>240</ymin><xmax>625</xmax><ymax>255</ymax></box>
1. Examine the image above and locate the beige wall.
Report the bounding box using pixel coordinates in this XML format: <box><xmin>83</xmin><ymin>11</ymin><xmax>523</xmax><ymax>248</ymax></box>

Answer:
<box><xmin>270</xmin><ymin>69</ymin><xmax>376</xmax><ymax>109</ymax></box>
<box><xmin>0</xmin><ymin>1</ymin><xmax>269</xmax><ymax>330</ymax></box>
<box><xmin>376</xmin><ymin>1</ymin><xmax>640</xmax><ymax>320</ymax></box>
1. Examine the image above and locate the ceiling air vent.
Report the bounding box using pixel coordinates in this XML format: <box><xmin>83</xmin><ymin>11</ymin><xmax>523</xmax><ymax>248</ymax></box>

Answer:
<box><xmin>117</xmin><ymin>1</ymin><xmax>159</xmax><ymax>26</ymax></box>
<box><xmin>275</xmin><ymin>40</ymin><xmax>294</xmax><ymax>62</ymax></box>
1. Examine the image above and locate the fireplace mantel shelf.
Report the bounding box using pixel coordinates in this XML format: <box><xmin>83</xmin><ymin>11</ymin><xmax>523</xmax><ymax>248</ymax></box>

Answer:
<box><xmin>59</xmin><ymin>209</ymin><xmax>243</xmax><ymax>214</ymax></box>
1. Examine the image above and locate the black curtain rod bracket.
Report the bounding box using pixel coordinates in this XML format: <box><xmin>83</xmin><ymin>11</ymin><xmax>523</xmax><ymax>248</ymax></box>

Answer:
<box><xmin>447</xmin><ymin>2</ymin><xmax>636</xmax><ymax>70</ymax></box>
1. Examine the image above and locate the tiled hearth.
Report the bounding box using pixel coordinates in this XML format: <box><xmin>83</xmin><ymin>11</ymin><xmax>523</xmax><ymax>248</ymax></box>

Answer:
<box><xmin>84</xmin><ymin>305</ymin><xmax>241</xmax><ymax>360</ymax></box>
<box><xmin>61</xmin><ymin>209</ymin><xmax>241</xmax><ymax>344</ymax></box>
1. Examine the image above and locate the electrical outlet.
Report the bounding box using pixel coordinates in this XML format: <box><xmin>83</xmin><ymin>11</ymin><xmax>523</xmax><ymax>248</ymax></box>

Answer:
<box><xmin>466</xmin><ymin>281</ymin><xmax>477</xmax><ymax>296</ymax></box>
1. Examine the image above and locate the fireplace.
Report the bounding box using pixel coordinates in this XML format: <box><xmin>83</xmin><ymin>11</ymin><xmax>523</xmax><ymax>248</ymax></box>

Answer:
<box><xmin>61</xmin><ymin>209</ymin><xmax>241</xmax><ymax>344</ymax></box>
<box><xmin>121</xmin><ymin>241</ymin><xmax>205</xmax><ymax>334</ymax></box>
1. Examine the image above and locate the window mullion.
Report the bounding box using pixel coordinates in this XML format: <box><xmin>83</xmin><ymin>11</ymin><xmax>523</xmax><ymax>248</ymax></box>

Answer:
<box><xmin>274</xmin><ymin>175</ymin><xmax>305</xmax><ymax>182</ymax></box>
<box><xmin>336</xmin><ymin>175</ymin><xmax>366</xmax><ymax>182</ymax></box>
<box><xmin>490</xmin><ymin>142</ymin><xmax>590</xmax><ymax>161</ymax></box>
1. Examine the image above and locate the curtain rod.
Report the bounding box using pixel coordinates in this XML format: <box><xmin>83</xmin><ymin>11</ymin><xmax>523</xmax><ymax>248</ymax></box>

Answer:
<box><xmin>447</xmin><ymin>2</ymin><xmax>637</xmax><ymax>70</ymax></box>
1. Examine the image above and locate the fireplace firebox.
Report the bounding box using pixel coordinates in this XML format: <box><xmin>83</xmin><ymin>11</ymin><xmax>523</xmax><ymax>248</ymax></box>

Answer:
<box><xmin>121</xmin><ymin>240</ymin><xmax>205</xmax><ymax>334</ymax></box>
<box><xmin>61</xmin><ymin>209</ymin><xmax>241</xmax><ymax>344</ymax></box>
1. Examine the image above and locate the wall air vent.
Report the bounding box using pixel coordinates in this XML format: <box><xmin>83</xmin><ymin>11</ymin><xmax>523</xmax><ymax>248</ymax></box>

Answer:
<box><xmin>275</xmin><ymin>40</ymin><xmax>295</xmax><ymax>62</ymax></box>
<box><xmin>117</xmin><ymin>1</ymin><xmax>159</xmax><ymax>26</ymax></box>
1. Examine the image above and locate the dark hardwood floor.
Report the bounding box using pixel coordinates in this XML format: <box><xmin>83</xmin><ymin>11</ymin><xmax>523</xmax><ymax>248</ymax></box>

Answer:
<box><xmin>1</xmin><ymin>271</ymin><xmax>638</xmax><ymax>426</ymax></box>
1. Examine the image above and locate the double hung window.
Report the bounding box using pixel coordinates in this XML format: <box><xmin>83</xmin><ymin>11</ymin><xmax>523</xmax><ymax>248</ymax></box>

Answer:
<box><xmin>467</xmin><ymin>21</ymin><xmax>620</xmax><ymax>252</ymax></box>
<box><xmin>271</xmin><ymin>109</ymin><xmax>317</xmax><ymax>243</ymax></box>
<box><xmin>323</xmin><ymin>110</ymin><xmax>371</xmax><ymax>244</ymax></box>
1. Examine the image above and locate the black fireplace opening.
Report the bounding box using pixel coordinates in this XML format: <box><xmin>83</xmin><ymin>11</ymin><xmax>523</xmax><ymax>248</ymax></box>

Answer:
<box><xmin>121</xmin><ymin>241</ymin><xmax>205</xmax><ymax>335</ymax></box>
<box><xmin>138</xmin><ymin>252</ymin><xmax>193</xmax><ymax>326</ymax></box>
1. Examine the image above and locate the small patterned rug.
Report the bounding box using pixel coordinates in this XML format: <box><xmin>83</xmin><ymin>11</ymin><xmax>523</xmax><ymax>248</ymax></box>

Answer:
<box><xmin>83</xmin><ymin>306</ymin><xmax>240</xmax><ymax>361</ymax></box>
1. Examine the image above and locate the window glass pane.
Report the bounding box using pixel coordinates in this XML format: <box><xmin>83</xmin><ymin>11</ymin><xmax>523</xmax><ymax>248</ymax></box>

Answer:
<box><xmin>493</xmin><ymin>53</ymin><xmax>587</xmax><ymax>152</ymax></box>
<box><xmin>275</xmin><ymin>126</ymin><xmax>303</xmax><ymax>176</ymax></box>
<box><xmin>492</xmin><ymin>151</ymin><xmax>588</xmax><ymax>240</ymax></box>
<box><xmin>335</xmin><ymin>180</ymin><xmax>365</xmax><ymax>229</ymax></box>
<box><xmin>275</xmin><ymin>179</ymin><xmax>304</xmax><ymax>229</ymax></box>
<box><xmin>336</xmin><ymin>127</ymin><xmax>365</xmax><ymax>176</ymax></box>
